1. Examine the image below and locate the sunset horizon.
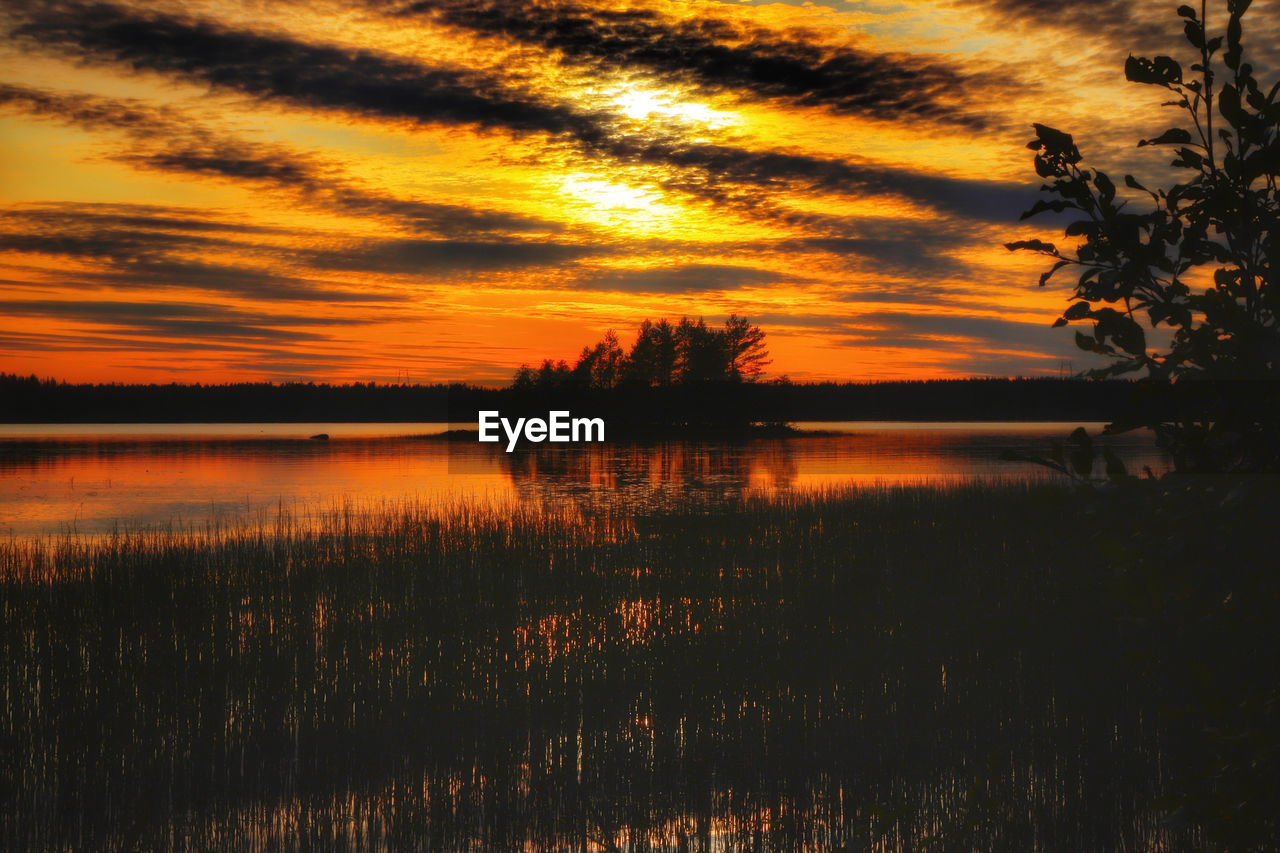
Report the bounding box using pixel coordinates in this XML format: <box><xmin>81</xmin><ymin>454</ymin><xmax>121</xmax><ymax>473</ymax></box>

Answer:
<box><xmin>3</xmin><ymin>0</ymin><xmax>1277</xmax><ymax>385</ymax></box>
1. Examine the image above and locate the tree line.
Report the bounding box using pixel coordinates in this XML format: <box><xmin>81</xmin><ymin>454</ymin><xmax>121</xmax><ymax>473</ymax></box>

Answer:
<box><xmin>512</xmin><ymin>316</ymin><xmax>770</xmax><ymax>391</ymax></box>
<box><xmin>1</xmin><ymin>371</ymin><xmax>1176</xmax><ymax>426</ymax></box>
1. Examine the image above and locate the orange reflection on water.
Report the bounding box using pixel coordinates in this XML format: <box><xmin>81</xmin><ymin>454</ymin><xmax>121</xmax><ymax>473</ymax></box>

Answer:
<box><xmin>0</xmin><ymin>423</ymin><xmax>1170</xmax><ymax>536</ymax></box>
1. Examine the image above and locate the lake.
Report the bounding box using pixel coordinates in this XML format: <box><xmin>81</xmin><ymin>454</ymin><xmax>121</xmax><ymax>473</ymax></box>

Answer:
<box><xmin>0</xmin><ymin>422</ymin><xmax>1169</xmax><ymax>536</ymax></box>
<box><xmin>4</xmin><ymin>424</ymin><xmax>1272</xmax><ymax>852</ymax></box>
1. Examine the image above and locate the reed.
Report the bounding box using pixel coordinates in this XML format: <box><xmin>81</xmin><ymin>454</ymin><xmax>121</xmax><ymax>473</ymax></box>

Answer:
<box><xmin>3</xmin><ymin>481</ymin><xmax>1276</xmax><ymax>851</ymax></box>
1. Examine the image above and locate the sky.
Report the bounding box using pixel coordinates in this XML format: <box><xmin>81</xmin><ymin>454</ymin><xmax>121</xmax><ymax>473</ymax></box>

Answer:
<box><xmin>1</xmin><ymin>0</ymin><xmax>1276</xmax><ymax>385</ymax></box>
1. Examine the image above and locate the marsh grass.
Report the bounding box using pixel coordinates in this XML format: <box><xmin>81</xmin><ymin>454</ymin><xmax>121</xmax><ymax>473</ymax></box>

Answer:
<box><xmin>3</xmin><ymin>481</ymin><xmax>1277</xmax><ymax>851</ymax></box>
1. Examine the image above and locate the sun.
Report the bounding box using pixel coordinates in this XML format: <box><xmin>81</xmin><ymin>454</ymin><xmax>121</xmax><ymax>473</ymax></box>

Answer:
<box><xmin>555</xmin><ymin>172</ymin><xmax>683</xmax><ymax>234</ymax></box>
<box><xmin>609</xmin><ymin>83</ymin><xmax>739</xmax><ymax>129</ymax></box>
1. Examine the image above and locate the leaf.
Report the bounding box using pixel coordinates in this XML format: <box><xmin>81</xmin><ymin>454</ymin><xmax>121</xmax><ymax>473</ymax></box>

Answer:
<box><xmin>1176</xmin><ymin>4</ymin><xmax>1196</xmax><ymax>19</ymax></box>
<box><xmin>1172</xmin><ymin>147</ymin><xmax>1204</xmax><ymax>169</ymax></box>
<box><xmin>1138</xmin><ymin>128</ymin><xmax>1193</xmax><ymax>146</ymax></box>
<box><xmin>1218</xmin><ymin>84</ymin><xmax>1242</xmax><ymax>124</ymax></box>
<box><xmin>1032</xmin><ymin>123</ymin><xmax>1075</xmax><ymax>152</ymax></box>
<box><xmin>1228</xmin><ymin>14</ymin><xmax>1242</xmax><ymax>50</ymax></box>
<box><xmin>1093</xmin><ymin>309</ymin><xmax>1147</xmax><ymax>355</ymax></box>
<box><xmin>1005</xmin><ymin>239</ymin><xmax>1059</xmax><ymax>255</ymax></box>
<box><xmin>1052</xmin><ymin>317</ymin><xmax>1068</xmax><ymax>328</ymax></box>
<box><xmin>1039</xmin><ymin>259</ymin><xmax>1070</xmax><ymax>287</ymax></box>
<box><xmin>1095</xmin><ymin>172</ymin><xmax>1116</xmax><ymax>204</ymax></box>
<box><xmin>1184</xmin><ymin>20</ymin><xmax>1204</xmax><ymax>49</ymax></box>
<box><xmin>1126</xmin><ymin>54</ymin><xmax>1182</xmax><ymax>85</ymax></box>
<box><xmin>1020</xmin><ymin>198</ymin><xmax>1073</xmax><ymax>220</ymax></box>
<box><xmin>1064</xmin><ymin>301</ymin><xmax>1093</xmax><ymax>320</ymax></box>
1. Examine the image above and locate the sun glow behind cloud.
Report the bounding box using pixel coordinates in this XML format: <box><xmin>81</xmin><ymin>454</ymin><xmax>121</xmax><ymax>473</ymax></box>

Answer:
<box><xmin>2</xmin><ymin>0</ymin><xmax>1271</xmax><ymax>383</ymax></box>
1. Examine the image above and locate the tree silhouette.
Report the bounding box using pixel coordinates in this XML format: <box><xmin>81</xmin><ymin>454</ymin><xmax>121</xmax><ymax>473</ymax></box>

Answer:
<box><xmin>625</xmin><ymin>319</ymin><xmax>678</xmax><ymax>388</ymax></box>
<box><xmin>512</xmin><ymin>317</ymin><xmax>770</xmax><ymax>390</ymax></box>
<box><xmin>723</xmin><ymin>314</ymin><xmax>772</xmax><ymax>381</ymax></box>
<box><xmin>1008</xmin><ymin>0</ymin><xmax>1278</xmax><ymax>472</ymax></box>
<box><xmin>575</xmin><ymin>330</ymin><xmax>627</xmax><ymax>390</ymax></box>
<box><xmin>674</xmin><ymin>317</ymin><xmax>728</xmax><ymax>384</ymax></box>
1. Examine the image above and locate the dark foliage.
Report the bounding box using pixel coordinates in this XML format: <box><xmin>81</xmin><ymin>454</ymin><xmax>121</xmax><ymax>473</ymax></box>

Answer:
<box><xmin>1008</xmin><ymin>0</ymin><xmax>1279</xmax><ymax>472</ymax></box>
<box><xmin>513</xmin><ymin>315</ymin><xmax>771</xmax><ymax>392</ymax></box>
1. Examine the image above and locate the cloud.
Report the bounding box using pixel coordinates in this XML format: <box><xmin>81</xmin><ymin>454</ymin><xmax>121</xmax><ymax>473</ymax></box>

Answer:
<box><xmin>6</xmin><ymin>2</ymin><xmax>595</xmax><ymax>137</ymax></box>
<box><xmin>0</xmin><ymin>223</ymin><xmax>385</xmax><ymax>303</ymax></box>
<box><xmin>2</xmin><ymin>202</ymin><xmax>295</xmax><ymax>236</ymax></box>
<box><xmin>314</xmin><ymin>237</ymin><xmax>604</xmax><ymax>274</ymax></box>
<box><xmin>396</xmin><ymin>0</ymin><xmax>992</xmax><ymax>128</ymax></box>
<box><xmin>840</xmin><ymin>311</ymin><xmax>1078</xmax><ymax>355</ymax></box>
<box><xmin>4</xmin><ymin>10</ymin><xmax>1032</xmax><ymax>226</ymax></box>
<box><xmin>950</xmin><ymin>0</ymin><xmax>1280</xmax><ymax>75</ymax></box>
<box><xmin>0</xmin><ymin>298</ymin><xmax>368</xmax><ymax>343</ymax></box>
<box><xmin>779</xmin><ymin>232</ymin><xmax>968</xmax><ymax>278</ymax></box>
<box><xmin>2</xmin><ymin>200</ymin><xmax>603</xmax><ymax>298</ymax></box>
<box><xmin>611</xmin><ymin>137</ymin><xmax>1036</xmax><ymax>223</ymax></box>
<box><xmin>953</xmin><ymin>0</ymin><xmax>1136</xmax><ymax>32</ymax></box>
<box><xmin>0</xmin><ymin>85</ymin><xmax>569</xmax><ymax>238</ymax></box>
<box><xmin>575</xmin><ymin>263</ymin><xmax>787</xmax><ymax>293</ymax></box>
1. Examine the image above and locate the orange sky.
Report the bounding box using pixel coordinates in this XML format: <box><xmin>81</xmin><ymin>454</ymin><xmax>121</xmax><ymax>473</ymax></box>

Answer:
<box><xmin>1</xmin><ymin>0</ymin><xmax>1276</xmax><ymax>385</ymax></box>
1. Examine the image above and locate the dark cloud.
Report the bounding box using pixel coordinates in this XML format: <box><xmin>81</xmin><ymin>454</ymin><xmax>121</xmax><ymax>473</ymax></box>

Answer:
<box><xmin>0</xmin><ymin>329</ymin><xmax>334</xmax><ymax>356</ymax></box>
<box><xmin>117</xmin><ymin>149</ymin><xmax>319</xmax><ymax>185</ymax></box>
<box><xmin>0</xmin><ymin>226</ymin><xmax>385</xmax><ymax>302</ymax></box>
<box><xmin>576</xmin><ymin>263</ymin><xmax>786</xmax><ymax>293</ymax></box>
<box><xmin>2</xmin><ymin>199</ymin><xmax>600</xmax><ymax>294</ymax></box>
<box><xmin>951</xmin><ymin>0</ymin><xmax>1278</xmax><ymax>76</ymax></box>
<box><xmin>6</xmin><ymin>2</ymin><xmax>595</xmax><ymax>137</ymax></box>
<box><xmin>3</xmin><ymin>9</ymin><xmax>1029</xmax><ymax>226</ymax></box>
<box><xmin>780</xmin><ymin>234</ymin><xmax>967</xmax><ymax>278</ymax></box>
<box><xmin>953</xmin><ymin>0</ymin><xmax>1136</xmax><ymax>32</ymax></box>
<box><xmin>0</xmin><ymin>80</ymin><xmax>183</xmax><ymax>132</ymax></box>
<box><xmin>745</xmin><ymin>308</ymin><xmax>1101</xmax><ymax>374</ymax></box>
<box><xmin>0</xmin><ymin>298</ymin><xmax>366</xmax><ymax>343</ymax></box>
<box><xmin>314</xmin><ymin>237</ymin><xmax>603</xmax><ymax>274</ymax></box>
<box><xmin>396</xmin><ymin>0</ymin><xmax>991</xmax><ymax>128</ymax></box>
<box><xmin>841</xmin><ymin>311</ymin><xmax>1076</xmax><ymax>354</ymax></box>
<box><xmin>612</xmin><ymin>137</ymin><xmax>1036</xmax><ymax>223</ymax></box>
<box><xmin>0</xmin><ymin>84</ymin><xmax>570</xmax><ymax>238</ymax></box>
<box><xmin>2</xmin><ymin>14</ymin><xmax>1029</xmax><ymax>233</ymax></box>
<box><xmin>327</xmin><ymin>189</ymin><xmax>566</xmax><ymax>238</ymax></box>
<box><xmin>4</xmin><ymin>203</ymin><xmax>295</xmax><ymax>236</ymax></box>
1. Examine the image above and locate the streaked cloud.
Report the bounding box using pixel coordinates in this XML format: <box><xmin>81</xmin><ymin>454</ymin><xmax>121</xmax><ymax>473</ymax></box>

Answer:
<box><xmin>394</xmin><ymin>0</ymin><xmax>996</xmax><ymax>127</ymax></box>
<box><xmin>2</xmin><ymin>0</ymin><xmax>1267</xmax><ymax>381</ymax></box>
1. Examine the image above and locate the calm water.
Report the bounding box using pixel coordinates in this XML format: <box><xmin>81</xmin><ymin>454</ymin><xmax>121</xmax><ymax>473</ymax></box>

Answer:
<box><xmin>0</xmin><ymin>422</ymin><xmax>1169</xmax><ymax>536</ymax></box>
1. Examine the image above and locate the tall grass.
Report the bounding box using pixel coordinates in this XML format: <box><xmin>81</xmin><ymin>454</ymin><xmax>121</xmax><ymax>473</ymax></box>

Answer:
<box><xmin>2</xmin><ymin>481</ymin><xmax>1277</xmax><ymax>851</ymax></box>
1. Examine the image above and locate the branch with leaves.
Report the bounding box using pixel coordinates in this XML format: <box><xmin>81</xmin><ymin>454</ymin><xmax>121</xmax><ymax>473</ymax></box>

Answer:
<box><xmin>1007</xmin><ymin>0</ymin><xmax>1279</xmax><ymax>471</ymax></box>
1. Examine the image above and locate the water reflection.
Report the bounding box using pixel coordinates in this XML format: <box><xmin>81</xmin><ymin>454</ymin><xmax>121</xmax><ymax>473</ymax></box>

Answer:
<box><xmin>0</xmin><ymin>423</ymin><xmax>1170</xmax><ymax>536</ymax></box>
<box><xmin>497</xmin><ymin>440</ymin><xmax>801</xmax><ymax>509</ymax></box>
